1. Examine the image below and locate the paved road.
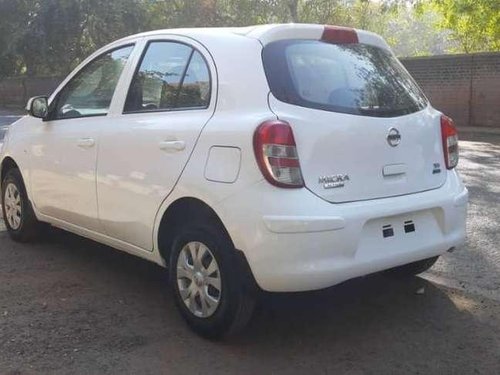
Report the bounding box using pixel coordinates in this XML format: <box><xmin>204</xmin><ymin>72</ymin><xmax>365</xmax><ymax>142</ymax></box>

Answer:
<box><xmin>0</xmin><ymin>110</ymin><xmax>22</xmax><ymax>127</ymax></box>
<box><xmin>0</xmin><ymin>116</ymin><xmax>21</xmax><ymax>127</ymax></box>
<box><xmin>0</xmin><ymin>119</ymin><xmax>499</xmax><ymax>373</ymax></box>
<box><xmin>0</xmin><ymin>112</ymin><xmax>22</xmax><ymax>141</ymax></box>
<box><xmin>425</xmin><ymin>136</ymin><xmax>500</xmax><ymax>302</ymax></box>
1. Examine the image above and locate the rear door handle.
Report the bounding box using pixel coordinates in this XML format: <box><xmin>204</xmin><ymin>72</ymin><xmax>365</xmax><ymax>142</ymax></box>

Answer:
<box><xmin>77</xmin><ymin>138</ymin><xmax>95</xmax><ymax>149</ymax></box>
<box><xmin>159</xmin><ymin>140</ymin><xmax>186</xmax><ymax>152</ymax></box>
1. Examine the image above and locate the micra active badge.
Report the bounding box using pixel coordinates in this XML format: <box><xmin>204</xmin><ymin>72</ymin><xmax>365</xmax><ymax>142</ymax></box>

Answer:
<box><xmin>319</xmin><ymin>174</ymin><xmax>350</xmax><ymax>189</ymax></box>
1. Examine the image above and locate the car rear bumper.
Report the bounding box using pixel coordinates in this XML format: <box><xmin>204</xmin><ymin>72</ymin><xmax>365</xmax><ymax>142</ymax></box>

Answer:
<box><xmin>215</xmin><ymin>170</ymin><xmax>468</xmax><ymax>292</ymax></box>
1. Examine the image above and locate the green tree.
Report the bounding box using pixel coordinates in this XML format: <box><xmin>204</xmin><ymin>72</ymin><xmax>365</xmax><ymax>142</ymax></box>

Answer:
<box><xmin>381</xmin><ymin>5</ymin><xmax>458</xmax><ymax>56</ymax></box>
<box><xmin>1</xmin><ymin>0</ymin><xmax>499</xmax><ymax>78</ymax></box>
<box><xmin>0</xmin><ymin>0</ymin><xmax>33</xmax><ymax>77</ymax></box>
<box><xmin>420</xmin><ymin>0</ymin><xmax>500</xmax><ymax>53</ymax></box>
<box><xmin>144</xmin><ymin>0</ymin><xmax>292</xmax><ymax>28</ymax></box>
<box><xmin>0</xmin><ymin>0</ymin><xmax>146</xmax><ymax>77</ymax></box>
<box><xmin>80</xmin><ymin>0</ymin><xmax>147</xmax><ymax>52</ymax></box>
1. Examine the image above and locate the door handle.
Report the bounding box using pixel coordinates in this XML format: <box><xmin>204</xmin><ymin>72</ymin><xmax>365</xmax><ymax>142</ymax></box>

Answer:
<box><xmin>159</xmin><ymin>140</ymin><xmax>186</xmax><ymax>152</ymax></box>
<box><xmin>77</xmin><ymin>138</ymin><xmax>95</xmax><ymax>149</ymax></box>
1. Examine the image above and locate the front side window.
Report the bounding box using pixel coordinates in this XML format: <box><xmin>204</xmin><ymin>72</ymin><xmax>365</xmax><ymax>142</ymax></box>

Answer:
<box><xmin>124</xmin><ymin>41</ymin><xmax>211</xmax><ymax>113</ymax></box>
<box><xmin>53</xmin><ymin>45</ymin><xmax>133</xmax><ymax>120</ymax></box>
<box><xmin>263</xmin><ymin>40</ymin><xmax>428</xmax><ymax>117</ymax></box>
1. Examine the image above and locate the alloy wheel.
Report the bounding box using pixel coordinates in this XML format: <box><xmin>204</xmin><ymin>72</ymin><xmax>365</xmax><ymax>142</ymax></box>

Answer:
<box><xmin>176</xmin><ymin>241</ymin><xmax>222</xmax><ymax>318</ymax></box>
<box><xmin>4</xmin><ymin>183</ymin><xmax>22</xmax><ymax>230</ymax></box>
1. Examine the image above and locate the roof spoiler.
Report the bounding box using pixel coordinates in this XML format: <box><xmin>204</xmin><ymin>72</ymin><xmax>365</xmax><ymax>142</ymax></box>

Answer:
<box><xmin>247</xmin><ymin>23</ymin><xmax>390</xmax><ymax>51</ymax></box>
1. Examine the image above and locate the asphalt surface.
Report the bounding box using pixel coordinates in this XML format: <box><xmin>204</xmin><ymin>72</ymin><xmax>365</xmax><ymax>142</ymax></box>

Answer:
<box><xmin>0</xmin><ymin>113</ymin><xmax>21</xmax><ymax>142</ymax></box>
<box><xmin>426</xmin><ymin>135</ymin><xmax>500</xmax><ymax>302</ymax></box>
<box><xmin>0</xmin><ymin>115</ymin><xmax>499</xmax><ymax>374</ymax></box>
<box><xmin>0</xmin><ymin>111</ymin><xmax>22</xmax><ymax>127</ymax></box>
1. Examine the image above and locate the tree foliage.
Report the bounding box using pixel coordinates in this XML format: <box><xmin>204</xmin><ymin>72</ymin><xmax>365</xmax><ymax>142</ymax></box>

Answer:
<box><xmin>0</xmin><ymin>0</ymin><xmax>146</xmax><ymax>77</ymax></box>
<box><xmin>0</xmin><ymin>0</ymin><xmax>498</xmax><ymax>78</ymax></box>
<box><xmin>419</xmin><ymin>0</ymin><xmax>500</xmax><ymax>53</ymax></box>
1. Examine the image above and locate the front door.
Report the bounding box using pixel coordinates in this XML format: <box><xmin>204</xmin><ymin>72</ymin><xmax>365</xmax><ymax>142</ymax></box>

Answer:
<box><xmin>30</xmin><ymin>45</ymin><xmax>135</xmax><ymax>231</ymax></box>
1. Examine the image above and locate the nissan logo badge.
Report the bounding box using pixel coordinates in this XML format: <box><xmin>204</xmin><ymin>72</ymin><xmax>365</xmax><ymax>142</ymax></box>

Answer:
<box><xmin>387</xmin><ymin>127</ymin><xmax>401</xmax><ymax>147</ymax></box>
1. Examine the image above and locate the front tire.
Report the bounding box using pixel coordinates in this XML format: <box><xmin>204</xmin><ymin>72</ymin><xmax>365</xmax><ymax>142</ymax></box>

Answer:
<box><xmin>169</xmin><ymin>223</ymin><xmax>255</xmax><ymax>339</ymax></box>
<box><xmin>1</xmin><ymin>168</ymin><xmax>41</xmax><ymax>242</ymax></box>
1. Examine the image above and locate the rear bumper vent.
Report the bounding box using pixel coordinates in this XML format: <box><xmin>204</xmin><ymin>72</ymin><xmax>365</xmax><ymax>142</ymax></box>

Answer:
<box><xmin>382</xmin><ymin>225</ymin><xmax>394</xmax><ymax>238</ymax></box>
<box><xmin>404</xmin><ymin>220</ymin><xmax>416</xmax><ymax>233</ymax></box>
<box><xmin>382</xmin><ymin>220</ymin><xmax>415</xmax><ymax>238</ymax></box>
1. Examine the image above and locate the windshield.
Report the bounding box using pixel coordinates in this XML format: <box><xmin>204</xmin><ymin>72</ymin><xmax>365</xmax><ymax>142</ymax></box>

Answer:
<box><xmin>262</xmin><ymin>40</ymin><xmax>428</xmax><ymax>117</ymax></box>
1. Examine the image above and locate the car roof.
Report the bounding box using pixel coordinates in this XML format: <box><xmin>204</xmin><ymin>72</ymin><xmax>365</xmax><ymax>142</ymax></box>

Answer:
<box><xmin>115</xmin><ymin>24</ymin><xmax>389</xmax><ymax>51</ymax></box>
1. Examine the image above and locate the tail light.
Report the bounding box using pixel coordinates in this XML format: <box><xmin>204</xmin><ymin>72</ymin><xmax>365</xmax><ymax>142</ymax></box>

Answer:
<box><xmin>253</xmin><ymin>120</ymin><xmax>304</xmax><ymax>188</ymax></box>
<box><xmin>441</xmin><ymin>115</ymin><xmax>459</xmax><ymax>169</ymax></box>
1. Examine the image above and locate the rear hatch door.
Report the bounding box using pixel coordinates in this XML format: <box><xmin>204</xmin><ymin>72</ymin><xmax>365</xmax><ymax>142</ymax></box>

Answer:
<box><xmin>263</xmin><ymin>39</ymin><xmax>446</xmax><ymax>203</ymax></box>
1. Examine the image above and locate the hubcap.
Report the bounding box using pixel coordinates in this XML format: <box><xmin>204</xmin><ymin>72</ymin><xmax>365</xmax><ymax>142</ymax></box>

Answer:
<box><xmin>176</xmin><ymin>241</ymin><xmax>222</xmax><ymax>318</ymax></box>
<box><xmin>4</xmin><ymin>183</ymin><xmax>22</xmax><ymax>230</ymax></box>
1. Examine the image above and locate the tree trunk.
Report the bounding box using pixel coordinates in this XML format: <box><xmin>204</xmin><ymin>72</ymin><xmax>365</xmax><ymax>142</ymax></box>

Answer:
<box><xmin>288</xmin><ymin>0</ymin><xmax>299</xmax><ymax>22</ymax></box>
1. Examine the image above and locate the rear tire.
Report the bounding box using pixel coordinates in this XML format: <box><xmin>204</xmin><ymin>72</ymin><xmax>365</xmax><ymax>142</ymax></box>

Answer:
<box><xmin>1</xmin><ymin>168</ymin><xmax>42</xmax><ymax>242</ymax></box>
<box><xmin>169</xmin><ymin>223</ymin><xmax>255</xmax><ymax>339</ymax></box>
<box><xmin>385</xmin><ymin>256</ymin><xmax>439</xmax><ymax>278</ymax></box>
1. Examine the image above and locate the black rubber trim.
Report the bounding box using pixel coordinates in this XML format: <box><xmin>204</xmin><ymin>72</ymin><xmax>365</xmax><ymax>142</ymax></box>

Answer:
<box><xmin>233</xmin><ymin>249</ymin><xmax>262</xmax><ymax>295</ymax></box>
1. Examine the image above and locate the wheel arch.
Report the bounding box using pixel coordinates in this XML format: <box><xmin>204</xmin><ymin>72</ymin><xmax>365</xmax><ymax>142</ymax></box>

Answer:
<box><xmin>156</xmin><ymin>196</ymin><xmax>235</xmax><ymax>266</ymax></box>
<box><xmin>1</xmin><ymin>157</ymin><xmax>20</xmax><ymax>184</ymax></box>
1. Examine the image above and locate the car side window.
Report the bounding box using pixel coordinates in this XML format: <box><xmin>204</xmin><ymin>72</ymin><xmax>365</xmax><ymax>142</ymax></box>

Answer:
<box><xmin>52</xmin><ymin>45</ymin><xmax>134</xmax><ymax>120</ymax></box>
<box><xmin>124</xmin><ymin>41</ymin><xmax>211</xmax><ymax>113</ymax></box>
<box><xmin>177</xmin><ymin>51</ymin><xmax>211</xmax><ymax>108</ymax></box>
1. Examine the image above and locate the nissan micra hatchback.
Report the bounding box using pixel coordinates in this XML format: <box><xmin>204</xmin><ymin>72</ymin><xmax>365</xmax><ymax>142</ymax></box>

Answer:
<box><xmin>0</xmin><ymin>24</ymin><xmax>468</xmax><ymax>338</ymax></box>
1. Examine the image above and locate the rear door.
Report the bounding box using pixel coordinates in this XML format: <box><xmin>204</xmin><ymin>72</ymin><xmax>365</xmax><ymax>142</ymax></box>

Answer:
<box><xmin>263</xmin><ymin>40</ymin><xmax>446</xmax><ymax>203</ymax></box>
<box><xmin>96</xmin><ymin>37</ymin><xmax>216</xmax><ymax>250</ymax></box>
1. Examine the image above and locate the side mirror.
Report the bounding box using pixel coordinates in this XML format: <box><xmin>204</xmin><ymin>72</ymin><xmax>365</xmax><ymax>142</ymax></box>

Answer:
<box><xmin>26</xmin><ymin>96</ymin><xmax>49</xmax><ymax>119</ymax></box>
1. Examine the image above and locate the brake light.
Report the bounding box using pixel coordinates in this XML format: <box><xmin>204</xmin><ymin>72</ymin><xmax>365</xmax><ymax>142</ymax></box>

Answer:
<box><xmin>441</xmin><ymin>115</ymin><xmax>459</xmax><ymax>169</ymax></box>
<box><xmin>253</xmin><ymin>120</ymin><xmax>304</xmax><ymax>188</ymax></box>
<box><xmin>321</xmin><ymin>26</ymin><xmax>358</xmax><ymax>44</ymax></box>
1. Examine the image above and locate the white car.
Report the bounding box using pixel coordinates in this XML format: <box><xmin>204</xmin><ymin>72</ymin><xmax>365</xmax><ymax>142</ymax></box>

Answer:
<box><xmin>0</xmin><ymin>24</ymin><xmax>468</xmax><ymax>338</ymax></box>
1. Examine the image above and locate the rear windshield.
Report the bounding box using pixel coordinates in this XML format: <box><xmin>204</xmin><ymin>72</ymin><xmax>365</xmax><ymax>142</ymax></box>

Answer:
<box><xmin>262</xmin><ymin>40</ymin><xmax>428</xmax><ymax>117</ymax></box>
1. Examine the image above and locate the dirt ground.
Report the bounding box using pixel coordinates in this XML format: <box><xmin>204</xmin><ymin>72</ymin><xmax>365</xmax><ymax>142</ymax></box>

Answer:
<box><xmin>0</xmin><ymin>135</ymin><xmax>499</xmax><ymax>374</ymax></box>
